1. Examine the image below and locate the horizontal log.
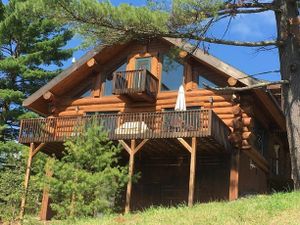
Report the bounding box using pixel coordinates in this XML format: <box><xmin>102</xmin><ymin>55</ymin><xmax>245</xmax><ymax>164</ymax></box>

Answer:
<box><xmin>58</xmin><ymin>103</ymin><xmax>126</xmax><ymax>112</ymax></box>
<box><xmin>212</xmin><ymin>107</ymin><xmax>236</xmax><ymax>114</ymax></box>
<box><xmin>218</xmin><ymin>114</ymin><xmax>235</xmax><ymax>120</ymax></box>
<box><xmin>203</xmin><ymin>102</ymin><xmax>233</xmax><ymax>107</ymax></box>
<box><xmin>158</xmin><ymin>89</ymin><xmax>232</xmax><ymax>99</ymax></box>
<box><xmin>223</xmin><ymin>117</ymin><xmax>253</xmax><ymax>128</ymax></box>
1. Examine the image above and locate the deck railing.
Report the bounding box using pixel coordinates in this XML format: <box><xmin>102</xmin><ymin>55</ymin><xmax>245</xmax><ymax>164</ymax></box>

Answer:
<box><xmin>112</xmin><ymin>69</ymin><xmax>159</xmax><ymax>98</ymax></box>
<box><xmin>19</xmin><ymin>110</ymin><xmax>231</xmax><ymax>146</ymax></box>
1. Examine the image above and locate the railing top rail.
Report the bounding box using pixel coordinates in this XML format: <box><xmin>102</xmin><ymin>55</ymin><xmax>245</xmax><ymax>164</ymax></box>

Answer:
<box><xmin>20</xmin><ymin>109</ymin><xmax>209</xmax><ymax>122</ymax></box>
<box><xmin>113</xmin><ymin>69</ymin><xmax>145</xmax><ymax>74</ymax></box>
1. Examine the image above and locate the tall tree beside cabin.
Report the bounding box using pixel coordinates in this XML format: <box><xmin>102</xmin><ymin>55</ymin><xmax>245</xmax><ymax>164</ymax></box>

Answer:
<box><xmin>38</xmin><ymin>0</ymin><xmax>300</xmax><ymax>189</ymax></box>
<box><xmin>0</xmin><ymin>0</ymin><xmax>73</xmax><ymax>221</ymax></box>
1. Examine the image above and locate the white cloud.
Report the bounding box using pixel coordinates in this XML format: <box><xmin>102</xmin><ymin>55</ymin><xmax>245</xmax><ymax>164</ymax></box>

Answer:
<box><xmin>230</xmin><ymin>11</ymin><xmax>276</xmax><ymax>40</ymax></box>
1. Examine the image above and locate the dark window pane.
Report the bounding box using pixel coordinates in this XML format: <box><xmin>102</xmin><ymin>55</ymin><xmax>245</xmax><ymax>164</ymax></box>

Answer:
<box><xmin>161</xmin><ymin>55</ymin><xmax>183</xmax><ymax>91</ymax></box>
<box><xmin>198</xmin><ymin>76</ymin><xmax>218</xmax><ymax>88</ymax></box>
<box><xmin>104</xmin><ymin>62</ymin><xmax>127</xmax><ymax>96</ymax></box>
<box><xmin>136</xmin><ymin>57</ymin><xmax>151</xmax><ymax>71</ymax></box>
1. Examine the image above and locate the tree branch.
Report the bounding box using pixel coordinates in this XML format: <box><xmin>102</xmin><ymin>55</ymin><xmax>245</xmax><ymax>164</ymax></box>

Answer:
<box><xmin>218</xmin><ymin>8</ymin><xmax>273</xmax><ymax>17</ymax></box>
<box><xmin>57</xmin><ymin>1</ymin><xmax>282</xmax><ymax>47</ymax></box>
<box><xmin>223</xmin><ymin>2</ymin><xmax>275</xmax><ymax>10</ymax></box>
<box><xmin>168</xmin><ymin>33</ymin><xmax>282</xmax><ymax>46</ymax></box>
<box><xmin>203</xmin><ymin>80</ymin><xmax>289</xmax><ymax>92</ymax></box>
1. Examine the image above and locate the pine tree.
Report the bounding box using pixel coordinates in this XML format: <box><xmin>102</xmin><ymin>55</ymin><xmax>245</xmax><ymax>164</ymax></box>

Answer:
<box><xmin>47</xmin><ymin>120</ymin><xmax>128</xmax><ymax>219</ymax></box>
<box><xmin>0</xmin><ymin>0</ymin><xmax>73</xmax><ymax>220</ymax></box>
<box><xmin>0</xmin><ymin>0</ymin><xmax>73</xmax><ymax>141</ymax></box>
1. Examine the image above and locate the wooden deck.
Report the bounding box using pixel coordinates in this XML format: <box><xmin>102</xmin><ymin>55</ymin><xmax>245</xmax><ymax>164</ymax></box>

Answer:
<box><xmin>19</xmin><ymin>109</ymin><xmax>232</xmax><ymax>152</ymax></box>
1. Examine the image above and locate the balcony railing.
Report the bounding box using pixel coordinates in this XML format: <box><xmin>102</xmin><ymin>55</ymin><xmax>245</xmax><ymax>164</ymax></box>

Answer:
<box><xmin>19</xmin><ymin>110</ymin><xmax>231</xmax><ymax>151</ymax></box>
<box><xmin>112</xmin><ymin>69</ymin><xmax>159</xmax><ymax>99</ymax></box>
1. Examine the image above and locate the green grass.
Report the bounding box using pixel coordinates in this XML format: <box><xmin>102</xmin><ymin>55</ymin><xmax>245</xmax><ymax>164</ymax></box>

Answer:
<box><xmin>24</xmin><ymin>191</ymin><xmax>300</xmax><ymax>225</ymax></box>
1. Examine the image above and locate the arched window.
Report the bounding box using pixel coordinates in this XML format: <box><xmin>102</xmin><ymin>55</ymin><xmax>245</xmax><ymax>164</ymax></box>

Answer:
<box><xmin>161</xmin><ymin>54</ymin><xmax>184</xmax><ymax>91</ymax></box>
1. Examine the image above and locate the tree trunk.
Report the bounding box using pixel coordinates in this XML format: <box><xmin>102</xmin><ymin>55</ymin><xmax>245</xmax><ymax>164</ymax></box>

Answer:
<box><xmin>275</xmin><ymin>0</ymin><xmax>300</xmax><ymax>188</ymax></box>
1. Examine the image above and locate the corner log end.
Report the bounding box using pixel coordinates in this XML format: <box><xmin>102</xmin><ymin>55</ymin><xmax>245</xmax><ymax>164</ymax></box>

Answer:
<box><xmin>43</xmin><ymin>91</ymin><xmax>55</xmax><ymax>102</ymax></box>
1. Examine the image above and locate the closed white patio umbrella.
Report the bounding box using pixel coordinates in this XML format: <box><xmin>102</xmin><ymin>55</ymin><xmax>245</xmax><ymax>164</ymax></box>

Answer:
<box><xmin>175</xmin><ymin>85</ymin><xmax>186</xmax><ymax>111</ymax></box>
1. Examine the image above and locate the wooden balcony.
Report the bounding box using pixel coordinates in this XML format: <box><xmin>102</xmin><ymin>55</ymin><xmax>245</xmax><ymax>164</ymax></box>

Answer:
<box><xmin>112</xmin><ymin>69</ymin><xmax>159</xmax><ymax>102</ymax></box>
<box><xmin>19</xmin><ymin>110</ymin><xmax>232</xmax><ymax>153</ymax></box>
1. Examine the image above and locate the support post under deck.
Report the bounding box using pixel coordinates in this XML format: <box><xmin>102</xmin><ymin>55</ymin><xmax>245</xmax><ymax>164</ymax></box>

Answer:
<box><xmin>229</xmin><ymin>149</ymin><xmax>240</xmax><ymax>201</ymax></box>
<box><xmin>40</xmin><ymin>168</ymin><xmax>53</xmax><ymax>220</ymax></box>
<box><xmin>188</xmin><ymin>137</ymin><xmax>197</xmax><ymax>207</ymax></box>
<box><xmin>120</xmin><ymin>139</ymin><xmax>148</xmax><ymax>213</ymax></box>
<box><xmin>125</xmin><ymin>140</ymin><xmax>135</xmax><ymax>214</ymax></box>
<box><xmin>178</xmin><ymin>137</ymin><xmax>197</xmax><ymax>207</ymax></box>
<box><xmin>19</xmin><ymin>143</ymin><xmax>34</xmax><ymax>220</ymax></box>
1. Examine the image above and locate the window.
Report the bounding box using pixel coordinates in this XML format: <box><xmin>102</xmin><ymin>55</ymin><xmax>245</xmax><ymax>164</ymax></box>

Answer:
<box><xmin>161</xmin><ymin>54</ymin><xmax>184</xmax><ymax>91</ymax></box>
<box><xmin>197</xmin><ymin>76</ymin><xmax>218</xmax><ymax>89</ymax></box>
<box><xmin>135</xmin><ymin>57</ymin><xmax>151</xmax><ymax>71</ymax></box>
<box><xmin>103</xmin><ymin>62</ymin><xmax>127</xmax><ymax>96</ymax></box>
<box><xmin>253</xmin><ymin>120</ymin><xmax>269</xmax><ymax>157</ymax></box>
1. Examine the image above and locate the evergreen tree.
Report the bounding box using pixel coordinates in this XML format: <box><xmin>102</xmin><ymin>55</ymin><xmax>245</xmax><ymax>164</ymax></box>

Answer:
<box><xmin>47</xmin><ymin>120</ymin><xmax>128</xmax><ymax>219</ymax></box>
<box><xmin>0</xmin><ymin>0</ymin><xmax>73</xmax><ymax>220</ymax></box>
<box><xmin>0</xmin><ymin>0</ymin><xmax>73</xmax><ymax>141</ymax></box>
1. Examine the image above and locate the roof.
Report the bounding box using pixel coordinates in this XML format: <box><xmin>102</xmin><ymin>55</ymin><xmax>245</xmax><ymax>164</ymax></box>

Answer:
<box><xmin>22</xmin><ymin>37</ymin><xmax>285</xmax><ymax>130</ymax></box>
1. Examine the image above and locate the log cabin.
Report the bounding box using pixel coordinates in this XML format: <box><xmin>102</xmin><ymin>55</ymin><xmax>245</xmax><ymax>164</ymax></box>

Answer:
<box><xmin>18</xmin><ymin>37</ymin><xmax>292</xmax><ymax>220</ymax></box>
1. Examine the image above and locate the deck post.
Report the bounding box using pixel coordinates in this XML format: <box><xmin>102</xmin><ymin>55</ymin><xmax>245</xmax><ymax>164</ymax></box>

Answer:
<box><xmin>229</xmin><ymin>149</ymin><xmax>240</xmax><ymax>201</ymax></box>
<box><xmin>125</xmin><ymin>139</ymin><xmax>136</xmax><ymax>213</ymax></box>
<box><xmin>40</xmin><ymin>168</ymin><xmax>53</xmax><ymax>221</ymax></box>
<box><xmin>19</xmin><ymin>142</ymin><xmax>34</xmax><ymax>220</ymax></box>
<box><xmin>188</xmin><ymin>137</ymin><xmax>197</xmax><ymax>207</ymax></box>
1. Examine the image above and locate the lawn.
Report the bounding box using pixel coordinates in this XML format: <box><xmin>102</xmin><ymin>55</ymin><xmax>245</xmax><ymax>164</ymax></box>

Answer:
<box><xmin>24</xmin><ymin>191</ymin><xmax>300</xmax><ymax>225</ymax></box>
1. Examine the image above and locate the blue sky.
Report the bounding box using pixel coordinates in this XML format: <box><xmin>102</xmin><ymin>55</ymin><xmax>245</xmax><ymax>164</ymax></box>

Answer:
<box><xmin>3</xmin><ymin>0</ymin><xmax>280</xmax><ymax>81</ymax></box>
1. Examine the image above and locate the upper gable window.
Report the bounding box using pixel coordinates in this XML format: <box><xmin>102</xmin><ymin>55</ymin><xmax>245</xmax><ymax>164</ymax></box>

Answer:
<box><xmin>197</xmin><ymin>76</ymin><xmax>218</xmax><ymax>89</ymax></box>
<box><xmin>103</xmin><ymin>62</ymin><xmax>127</xmax><ymax>96</ymax></box>
<box><xmin>161</xmin><ymin>54</ymin><xmax>183</xmax><ymax>91</ymax></box>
